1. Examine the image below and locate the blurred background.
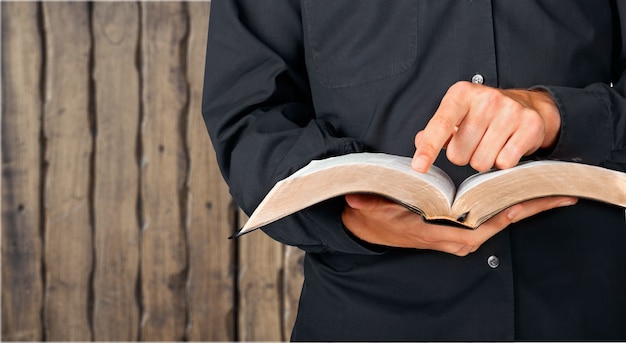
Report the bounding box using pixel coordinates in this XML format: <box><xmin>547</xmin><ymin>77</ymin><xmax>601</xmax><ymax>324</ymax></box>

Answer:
<box><xmin>1</xmin><ymin>1</ymin><xmax>304</xmax><ymax>341</ymax></box>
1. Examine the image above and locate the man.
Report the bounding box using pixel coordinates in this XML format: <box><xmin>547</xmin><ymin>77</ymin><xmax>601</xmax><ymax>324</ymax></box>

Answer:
<box><xmin>202</xmin><ymin>1</ymin><xmax>626</xmax><ymax>340</ymax></box>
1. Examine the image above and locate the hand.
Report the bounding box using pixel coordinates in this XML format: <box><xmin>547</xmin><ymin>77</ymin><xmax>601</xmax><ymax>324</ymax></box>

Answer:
<box><xmin>342</xmin><ymin>193</ymin><xmax>577</xmax><ymax>256</ymax></box>
<box><xmin>412</xmin><ymin>82</ymin><xmax>561</xmax><ymax>173</ymax></box>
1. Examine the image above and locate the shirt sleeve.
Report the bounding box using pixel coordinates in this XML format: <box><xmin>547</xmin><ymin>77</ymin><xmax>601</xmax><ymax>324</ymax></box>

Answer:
<box><xmin>534</xmin><ymin>3</ymin><xmax>626</xmax><ymax>173</ymax></box>
<box><xmin>201</xmin><ymin>0</ymin><xmax>384</xmax><ymax>254</ymax></box>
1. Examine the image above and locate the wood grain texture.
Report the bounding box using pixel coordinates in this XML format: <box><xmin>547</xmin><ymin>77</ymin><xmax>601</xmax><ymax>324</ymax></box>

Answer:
<box><xmin>283</xmin><ymin>246</ymin><xmax>305</xmax><ymax>340</ymax></box>
<box><xmin>41</xmin><ymin>2</ymin><xmax>93</xmax><ymax>341</ymax></box>
<box><xmin>238</xmin><ymin>210</ymin><xmax>285</xmax><ymax>341</ymax></box>
<box><xmin>1</xmin><ymin>2</ymin><xmax>304</xmax><ymax>340</ymax></box>
<box><xmin>92</xmin><ymin>2</ymin><xmax>141</xmax><ymax>341</ymax></box>
<box><xmin>1</xmin><ymin>2</ymin><xmax>44</xmax><ymax>341</ymax></box>
<box><xmin>185</xmin><ymin>1</ymin><xmax>237</xmax><ymax>341</ymax></box>
<box><xmin>139</xmin><ymin>2</ymin><xmax>189</xmax><ymax>340</ymax></box>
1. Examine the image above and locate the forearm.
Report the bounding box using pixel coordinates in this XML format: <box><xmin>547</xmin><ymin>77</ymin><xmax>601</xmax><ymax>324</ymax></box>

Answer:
<box><xmin>203</xmin><ymin>0</ymin><xmax>378</xmax><ymax>253</ymax></box>
<box><xmin>535</xmin><ymin>83</ymin><xmax>626</xmax><ymax>172</ymax></box>
<box><xmin>531</xmin><ymin>1</ymin><xmax>626</xmax><ymax>172</ymax></box>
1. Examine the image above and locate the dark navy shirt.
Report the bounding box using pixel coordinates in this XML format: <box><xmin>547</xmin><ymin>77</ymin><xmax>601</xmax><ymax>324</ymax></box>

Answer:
<box><xmin>203</xmin><ymin>1</ymin><xmax>626</xmax><ymax>340</ymax></box>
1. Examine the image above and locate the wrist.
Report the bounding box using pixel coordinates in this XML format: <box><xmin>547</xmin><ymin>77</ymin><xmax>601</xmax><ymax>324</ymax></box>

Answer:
<box><xmin>504</xmin><ymin>88</ymin><xmax>561</xmax><ymax>150</ymax></box>
<box><xmin>531</xmin><ymin>89</ymin><xmax>561</xmax><ymax>149</ymax></box>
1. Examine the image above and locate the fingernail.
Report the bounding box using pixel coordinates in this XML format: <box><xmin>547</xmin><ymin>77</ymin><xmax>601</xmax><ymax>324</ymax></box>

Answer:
<box><xmin>506</xmin><ymin>205</ymin><xmax>522</xmax><ymax>221</ymax></box>
<box><xmin>412</xmin><ymin>155</ymin><xmax>429</xmax><ymax>173</ymax></box>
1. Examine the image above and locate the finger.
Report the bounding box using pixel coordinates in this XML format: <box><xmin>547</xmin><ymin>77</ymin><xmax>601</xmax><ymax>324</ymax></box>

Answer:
<box><xmin>445</xmin><ymin>88</ymin><xmax>498</xmax><ymax>167</ymax></box>
<box><xmin>446</xmin><ymin>116</ymin><xmax>485</xmax><ymax>167</ymax></box>
<box><xmin>468</xmin><ymin>113</ymin><xmax>517</xmax><ymax>172</ymax></box>
<box><xmin>412</xmin><ymin>124</ymin><xmax>453</xmax><ymax>173</ymax></box>
<box><xmin>431</xmin><ymin>241</ymin><xmax>474</xmax><ymax>257</ymax></box>
<box><xmin>415</xmin><ymin>126</ymin><xmax>457</xmax><ymax>151</ymax></box>
<box><xmin>452</xmin><ymin>89</ymin><xmax>524</xmax><ymax>172</ymax></box>
<box><xmin>420</xmin><ymin>204</ymin><xmax>524</xmax><ymax>256</ymax></box>
<box><xmin>507</xmin><ymin>196</ymin><xmax>578</xmax><ymax>223</ymax></box>
<box><xmin>494</xmin><ymin>113</ymin><xmax>544</xmax><ymax>169</ymax></box>
<box><xmin>413</xmin><ymin>82</ymin><xmax>473</xmax><ymax>172</ymax></box>
<box><xmin>418</xmin><ymin>219</ymin><xmax>507</xmax><ymax>253</ymax></box>
<box><xmin>462</xmin><ymin>197</ymin><xmax>576</xmax><ymax>245</ymax></box>
<box><xmin>344</xmin><ymin>193</ymin><xmax>389</xmax><ymax>210</ymax></box>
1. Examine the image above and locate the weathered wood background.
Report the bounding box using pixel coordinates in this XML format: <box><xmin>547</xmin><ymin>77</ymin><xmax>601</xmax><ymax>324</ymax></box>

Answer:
<box><xmin>1</xmin><ymin>1</ymin><xmax>304</xmax><ymax>341</ymax></box>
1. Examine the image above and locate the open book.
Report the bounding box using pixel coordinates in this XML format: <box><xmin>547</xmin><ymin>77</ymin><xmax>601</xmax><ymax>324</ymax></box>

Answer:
<box><xmin>237</xmin><ymin>153</ymin><xmax>626</xmax><ymax>234</ymax></box>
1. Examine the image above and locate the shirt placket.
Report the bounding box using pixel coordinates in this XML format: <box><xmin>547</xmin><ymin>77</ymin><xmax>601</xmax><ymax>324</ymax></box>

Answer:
<box><xmin>454</xmin><ymin>0</ymin><xmax>498</xmax><ymax>87</ymax></box>
<box><xmin>454</xmin><ymin>0</ymin><xmax>515</xmax><ymax>338</ymax></box>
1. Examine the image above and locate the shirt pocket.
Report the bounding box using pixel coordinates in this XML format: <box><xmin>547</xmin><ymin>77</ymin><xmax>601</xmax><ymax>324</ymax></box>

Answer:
<box><xmin>303</xmin><ymin>0</ymin><xmax>418</xmax><ymax>88</ymax></box>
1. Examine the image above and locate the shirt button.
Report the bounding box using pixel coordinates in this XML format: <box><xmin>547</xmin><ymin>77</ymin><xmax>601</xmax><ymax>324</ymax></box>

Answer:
<box><xmin>487</xmin><ymin>255</ymin><xmax>500</xmax><ymax>269</ymax></box>
<box><xmin>471</xmin><ymin>73</ymin><xmax>484</xmax><ymax>84</ymax></box>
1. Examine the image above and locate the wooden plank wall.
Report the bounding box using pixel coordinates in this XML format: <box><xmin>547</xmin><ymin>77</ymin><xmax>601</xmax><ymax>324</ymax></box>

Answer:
<box><xmin>1</xmin><ymin>2</ymin><xmax>305</xmax><ymax>341</ymax></box>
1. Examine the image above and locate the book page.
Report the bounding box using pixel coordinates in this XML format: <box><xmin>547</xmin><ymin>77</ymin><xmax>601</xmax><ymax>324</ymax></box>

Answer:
<box><xmin>451</xmin><ymin>160</ymin><xmax>626</xmax><ymax>228</ymax></box>
<box><xmin>455</xmin><ymin>160</ymin><xmax>564</xmax><ymax>200</ymax></box>
<box><xmin>239</xmin><ymin>153</ymin><xmax>460</xmax><ymax>233</ymax></box>
<box><xmin>293</xmin><ymin>153</ymin><xmax>457</xmax><ymax>206</ymax></box>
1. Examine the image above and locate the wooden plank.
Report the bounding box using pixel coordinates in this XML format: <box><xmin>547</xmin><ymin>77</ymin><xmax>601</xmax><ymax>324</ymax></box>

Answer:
<box><xmin>139</xmin><ymin>2</ymin><xmax>188</xmax><ymax>340</ymax></box>
<box><xmin>283</xmin><ymin>246</ymin><xmax>305</xmax><ymax>339</ymax></box>
<box><xmin>185</xmin><ymin>1</ymin><xmax>237</xmax><ymax>341</ymax></box>
<box><xmin>238</xmin><ymin>211</ymin><xmax>285</xmax><ymax>341</ymax></box>
<box><xmin>1</xmin><ymin>2</ymin><xmax>44</xmax><ymax>341</ymax></box>
<box><xmin>91</xmin><ymin>2</ymin><xmax>140</xmax><ymax>341</ymax></box>
<box><xmin>41</xmin><ymin>2</ymin><xmax>93</xmax><ymax>341</ymax></box>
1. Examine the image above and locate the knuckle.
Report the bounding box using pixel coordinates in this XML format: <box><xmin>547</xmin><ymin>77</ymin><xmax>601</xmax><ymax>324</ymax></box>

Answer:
<box><xmin>419</xmin><ymin>139</ymin><xmax>443</xmax><ymax>159</ymax></box>
<box><xmin>473</xmin><ymin>86</ymin><xmax>505</xmax><ymax>109</ymax></box>
<box><xmin>497</xmin><ymin>143</ymin><xmax>525</xmax><ymax>168</ymax></box>
<box><xmin>528</xmin><ymin>118</ymin><xmax>545</xmax><ymax>138</ymax></box>
<box><xmin>430</xmin><ymin>115</ymin><xmax>456</xmax><ymax>132</ymax></box>
<box><xmin>458</xmin><ymin>120</ymin><xmax>484</xmax><ymax>138</ymax></box>
<box><xmin>445</xmin><ymin>81</ymin><xmax>475</xmax><ymax>108</ymax></box>
<box><xmin>449</xmin><ymin>80</ymin><xmax>473</xmax><ymax>95</ymax></box>
<box><xmin>446</xmin><ymin>148</ymin><xmax>469</xmax><ymax>166</ymax></box>
<box><xmin>414</xmin><ymin>131</ymin><xmax>424</xmax><ymax>145</ymax></box>
<box><xmin>494</xmin><ymin>154</ymin><xmax>517</xmax><ymax>170</ymax></box>
<box><xmin>454</xmin><ymin>246</ymin><xmax>471</xmax><ymax>256</ymax></box>
<box><xmin>445</xmin><ymin>243</ymin><xmax>469</xmax><ymax>256</ymax></box>
<box><xmin>460</xmin><ymin>235</ymin><xmax>480</xmax><ymax>247</ymax></box>
<box><xmin>482</xmin><ymin>88</ymin><xmax>503</xmax><ymax>104</ymax></box>
<box><xmin>469</xmin><ymin>157</ymin><xmax>492</xmax><ymax>173</ymax></box>
<box><xmin>520</xmin><ymin>108</ymin><xmax>543</xmax><ymax>127</ymax></box>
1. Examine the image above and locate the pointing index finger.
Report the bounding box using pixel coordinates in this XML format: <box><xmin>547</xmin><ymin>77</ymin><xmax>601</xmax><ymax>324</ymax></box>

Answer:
<box><xmin>412</xmin><ymin>83</ymin><xmax>471</xmax><ymax>172</ymax></box>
